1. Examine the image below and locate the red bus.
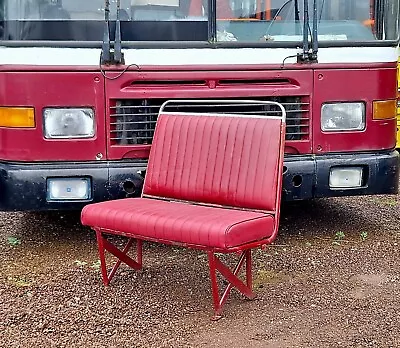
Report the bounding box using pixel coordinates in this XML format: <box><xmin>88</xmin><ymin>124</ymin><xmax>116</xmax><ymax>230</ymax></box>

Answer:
<box><xmin>0</xmin><ymin>0</ymin><xmax>398</xmax><ymax>211</ymax></box>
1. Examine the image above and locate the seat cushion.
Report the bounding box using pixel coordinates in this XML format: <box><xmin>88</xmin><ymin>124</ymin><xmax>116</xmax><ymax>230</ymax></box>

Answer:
<box><xmin>81</xmin><ymin>198</ymin><xmax>275</xmax><ymax>249</ymax></box>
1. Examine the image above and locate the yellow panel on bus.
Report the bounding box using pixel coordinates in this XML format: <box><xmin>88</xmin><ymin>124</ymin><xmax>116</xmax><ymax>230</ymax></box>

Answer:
<box><xmin>398</xmin><ymin>59</ymin><xmax>400</xmax><ymax>148</ymax></box>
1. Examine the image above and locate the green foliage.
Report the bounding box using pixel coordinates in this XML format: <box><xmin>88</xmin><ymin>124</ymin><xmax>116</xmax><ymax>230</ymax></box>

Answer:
<box><xmin>8</xmin><ymin>276</ymin><xmax>32</xmax><ymax>288</ymax></box>
<box><xmin>7</xmin><ymin>236</ymin><xmax>21</xmax><ymax>246</ymax></box>
<box><xmin>332</xmin><ymin>231</ymin><xmax>345</xmax><ymax>246</ymax></box>
<box><xmin>90</xmin><ymin>260</ymin><xmax>101</xmax><ymax>271</ymax></box>
<box><xmin>360</xmin><ymin>231</ymin><xmax>368</xmax><ymax>242</ymax></box>
<box><xmin>74</xmin><ymin>260</ymin><xmax>88</xmax><ymax>267</ymax></box>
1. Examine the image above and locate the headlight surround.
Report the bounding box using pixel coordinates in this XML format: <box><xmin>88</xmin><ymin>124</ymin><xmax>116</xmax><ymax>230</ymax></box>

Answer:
<box><xmin>43</xmin><ymin>108</ymin><xmax>95</xmax><ymax>139</ymax></box>
<box><xmin>321</xmin><ymin>102</ymin><xmax>365</xmax><ymax>132</ymax></box>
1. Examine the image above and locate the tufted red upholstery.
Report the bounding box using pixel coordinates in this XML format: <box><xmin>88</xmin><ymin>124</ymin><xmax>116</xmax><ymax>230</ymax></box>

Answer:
<box><xmin>81</xmin><ymin>197</ymin><xmax>275</xmax><ymax>249</ymax></box>
<box><xmin>144</xmin><ymin>114</ymin><xmax>282</xmax><ymax>211</ymax></box>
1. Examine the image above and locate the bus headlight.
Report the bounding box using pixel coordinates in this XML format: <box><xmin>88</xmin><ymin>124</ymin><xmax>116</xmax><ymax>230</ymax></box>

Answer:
<box><xmin>321</xmin><ymin>102</ymin><xmax>365</xmax><ymax>132</ymax></box>
<box><xmin>43</xmin><ymin>108</ymin><xmax>95</xmax><ymax>139</ymax></box>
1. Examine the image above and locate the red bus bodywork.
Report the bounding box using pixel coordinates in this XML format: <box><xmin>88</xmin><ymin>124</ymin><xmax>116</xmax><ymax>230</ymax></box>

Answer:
<box><xmin>0</xmin><ymin>54</ymin><xmax>398</xmax><ymax>210</ymax></box>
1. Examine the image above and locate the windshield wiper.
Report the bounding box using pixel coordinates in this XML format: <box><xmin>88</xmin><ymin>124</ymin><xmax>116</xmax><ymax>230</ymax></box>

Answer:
<box><xmin>114</xmin><ymin>0</ymin><xmax>125</xmax><ymax>64</ymax></box>
<box><xmin>311</xmin><ymin>0</ymin><xmax>318</xmax><ymax>60</ymax></box>
<box><xmin>294</xmin><ymin>0</ymin><xmax>300</xmax><ymax>35</ymax></box>
<box><xmin>299</xmin><ymin>0</ymin><xmax>318</xmax><ymax>62</ymax></box>
<box><xmin>300</xmin><ymin>0</ymin><xmax>310</xmax><ymax>61</ymax></box>
<box><xmin>101</xmin><ymin>0</ymin><xmax>112</xmax><ymax>64</ymax></box>
<box><xmin>100</xmin><ymin>0</ymin><xmax>124</xmax><ymax>65</ymax></box>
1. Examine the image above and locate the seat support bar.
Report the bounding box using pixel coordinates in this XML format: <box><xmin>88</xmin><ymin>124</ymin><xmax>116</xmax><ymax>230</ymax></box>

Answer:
<box><xmin>208</xmin><ymin>249</ymin><xmax>255</xmax><ymax>320</ymax></box>
<box><xmin>95</xmin><ymin>229</ymin><xmax>143</xmax><ymax>286</ymax></box>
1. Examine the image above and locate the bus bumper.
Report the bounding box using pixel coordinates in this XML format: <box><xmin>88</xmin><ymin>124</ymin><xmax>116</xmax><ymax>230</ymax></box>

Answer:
<box><xmin>0</xmin><ymin>150</ymin><xmax>398</xmax><ymax>211</ymax></box>
<box><xmin>283</xmin><ymin>150</ymin><xmax>399</xmax><ymax>200</ymax></box>
<box><xmin>0</xmin><ymin>161</ymin><xmax>147</xmax><ymax>211</ymax></box>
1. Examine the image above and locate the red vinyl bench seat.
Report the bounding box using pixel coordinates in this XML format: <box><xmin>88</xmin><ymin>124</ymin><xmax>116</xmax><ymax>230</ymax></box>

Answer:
<box><xmin>81</xmin><ymin>100</ymin><xmax>286</xmax><ymax>319</ymax></box>
<box><xmin>81</xmin><ymin>197</ymin><xmax>275</xmax><ymax>250</ymax></box>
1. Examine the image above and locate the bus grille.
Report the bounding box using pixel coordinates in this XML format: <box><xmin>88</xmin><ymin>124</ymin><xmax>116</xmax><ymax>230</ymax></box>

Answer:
<box><xmin>110</xmin><ymin>97</ymin><xmax>310</xmax><ymax>145</ymax></box>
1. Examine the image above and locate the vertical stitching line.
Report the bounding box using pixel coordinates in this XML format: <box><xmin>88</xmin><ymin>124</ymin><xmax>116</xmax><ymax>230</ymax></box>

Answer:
<box><xmin>214</xmin><ymin>117</ymin><xmax>229</xmax><ymax>201</ymax></box>
<box><xmin>250</xmin><ymin>119</ymin><xmax>268</xmax><ymax>206</ymax></box>
<box><xmin>201</xmin><ymin>117</ymin><xmax>217</xmax><ymax>199</ymax></box>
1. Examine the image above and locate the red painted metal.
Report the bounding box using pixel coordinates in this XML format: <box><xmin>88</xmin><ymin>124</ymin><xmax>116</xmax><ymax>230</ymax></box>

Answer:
<box><xmin>246</xmin><ymin>249</ymin><xmax>252</xmax><ymax>288</ymax></box>
<box><xmin>87</xmin><ymin>227</ymin><xmax>279</xmax><ymax>253</ymax></box>
<box><xmin>0</xmin><ymin>71</ymin><xmax>106</xmax><ymax>162</ymax></box>
<box><xmin>208</xmin><ymin>252</ymin><xmax>221</xmax><ymax>317</ymax></box>
<box><xmin>312</xmin><ymin>67</ymin><xmax>397</xmax><ymax>153</ymax></box>
<box><xmin>0</xmin><ymin>61</ymin><xmax>396</xmax><ymax>163</ymax></box>
<box><xmin>208</xmin><ymin>250</ymin><xmax>255</xmax><ymax>320</ymax></box>
<box><xmin>95</xmin><ymin>229</ymin><xmax>143</xmax><ymax>286</ymax></box>
<box><xmin>105</xmin><ymin>69</ymin><xmax>312</xmax><ymax>159</ymax></box>
<box><xmin>81</xmin><ymin>109</ymin><xmax>286</xmax><ymax>317</ymax></box>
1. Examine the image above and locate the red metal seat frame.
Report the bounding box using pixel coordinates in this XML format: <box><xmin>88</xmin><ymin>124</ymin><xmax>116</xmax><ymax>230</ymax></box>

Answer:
<box><xmin>82</xmin><ymin>100</ymin><xmax>286</xmax><ymax>319</ymax></box>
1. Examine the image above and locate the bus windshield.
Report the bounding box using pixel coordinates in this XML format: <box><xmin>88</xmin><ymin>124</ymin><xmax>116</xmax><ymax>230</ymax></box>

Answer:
<box><xmin>0</xmin><ymin>0</ymin><xmax>398</xmax><ymax>43</ymax></box>
<box><xmin>217</xmin><ymin>0</ymin><xmax>399</xmax><ymax>42</ymax></box>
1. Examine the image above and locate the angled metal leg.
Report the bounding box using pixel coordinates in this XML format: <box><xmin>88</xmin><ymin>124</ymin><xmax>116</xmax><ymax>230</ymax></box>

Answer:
<box><xmin>208</xmin><ymin>250</ymin><xmax>255</xmax><ymax>320</ymax></box>
<box><xmin>245</xmin><ymin>249</ymin><xmax>252</xmax><ymax>289</ymax></box>
<box><xmin>95</xmin><ymin>228</ymin><xmax>143</xmax><ymax>286</ymax></box>
<box><xmin>96</xmin><ymin>228</ymin><xmax>109</xmax><ymax>286</ymax></box>
<box><xmin>208</xmin><ymin>252</ymin><xmax>221</xmax><ymax>319</ymax></box>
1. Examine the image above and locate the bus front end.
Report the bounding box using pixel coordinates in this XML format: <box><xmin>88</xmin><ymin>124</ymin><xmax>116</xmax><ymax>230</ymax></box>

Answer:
<box><xmin>0</xmin><ymin>0</ymin><xmax>398</xmax><ymax>211</ymax></box>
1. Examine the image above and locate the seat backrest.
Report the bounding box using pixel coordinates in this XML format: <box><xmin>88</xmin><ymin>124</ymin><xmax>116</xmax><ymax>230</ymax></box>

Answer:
<box><xmin>143</xmin><ymin>101</ymin><xmax>285</xmax><ymax>212</ymax></box>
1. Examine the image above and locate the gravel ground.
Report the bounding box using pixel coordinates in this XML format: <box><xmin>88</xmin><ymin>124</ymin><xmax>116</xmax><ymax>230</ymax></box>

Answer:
<box><xmin>0</xmin><ymin>192</ymin><xmax>400</xmax><ymax>347</ymax></box>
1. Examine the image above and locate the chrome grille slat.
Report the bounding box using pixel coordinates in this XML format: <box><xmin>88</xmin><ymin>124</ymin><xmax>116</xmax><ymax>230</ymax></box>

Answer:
<box><xmin>109</xmin><ymin>102</ymin><xmax>310</xmax><ymax>109</ymax></box>
<box><xmin>286</xmin><ymin>124</ymin><xmax>308</xmax><ymax>128</ymax></box>
<box><xmin>112</xmin><ymin>137</ymin><xmax>154</xmax><ymax>140</ymax></box>
<box><xmin>111</xmin><ymin>113</ymin><xmax>160</xmax><ymax>117</ymax></box>
<box><xmin>110</xmin><ymin>121</ymin><xmax>157</xmax><ymax>125</ymax></box>
<box><xmin>111</xmin><ymin>110</ymin><xmax>307</xmax><ymax>117</ymax></box>
<box><xmin>110</xmin><ymin>130</ymin><xmax>155</xmax><ymax>133</ymax></box>
<box><xmin>110</xmin><ymin>97</ymin><xmax>310</xmax><ymax>145</ymax></box>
